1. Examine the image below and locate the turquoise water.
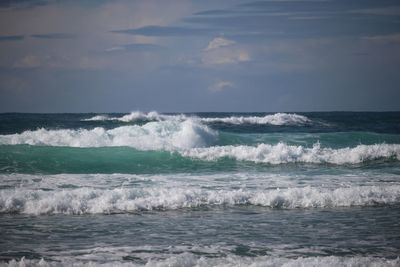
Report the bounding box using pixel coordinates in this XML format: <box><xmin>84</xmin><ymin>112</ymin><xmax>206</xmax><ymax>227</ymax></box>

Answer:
<box><xmin>0</xmin><ymin>112</ymin><xmax>400</xmax><ymax>266</ymax></box>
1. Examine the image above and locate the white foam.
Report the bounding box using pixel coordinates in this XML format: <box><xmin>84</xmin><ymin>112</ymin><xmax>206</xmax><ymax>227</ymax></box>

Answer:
<box><xmin>83</xmin><ymin>111</ymin><xmax>185</xmax><ymax>122</ymax></box>
<box><xmin>83</xmin><ymin>112</ymin><xmax>311</xmax><ymax>126</ymax></box>
<box><xmin>82</xmin><ymin>115</ymin><xmax>111</xmax><ymax>121</ymax></box>
<box><xmin>1</xmin><ymin>185</ymin><xmax>399</xmax><ymax>215</ymax></box>
<box><xmin>0</xmin><ymin>119</ymin><xmax>217</xmax><ymax>150</ymax></box>
<box><xmin>2</xmin><ymin>255</ymin><xmax>399</xmax><ymax>267</ymax></box>
<box><xmin>201</xmin><ymin>113</ymin><xmax>310</xmax><ymax>125</ymax></box>
<box><xmin>182</xmin><ymin>143</ymin><xmax>400</xmax><ymax>164</ymax></box>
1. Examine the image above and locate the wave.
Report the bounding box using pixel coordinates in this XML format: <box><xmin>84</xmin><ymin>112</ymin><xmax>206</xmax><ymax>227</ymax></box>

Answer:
<box><xmin>201</xmin><ymin>113</ymin><xmax>310</xmax><ymax>125</ymax></box>
<box><xmin>0</xmin><ymin>119</ymin><xmax>217</xmax><ymax>150</ymax></box>
<box><xmin>182</xmin><ymin>143</ymin><xmax>400</xmax><ymax>164</ymax></box>
<box><xmin>1</xmin><ymin>185</ymin><xmax>399</xmax><ymax>215</ymax></box>
<box><xmin>1</xmin><ymin>119</ymin><xmax>400</xmax><ymax>165</ymax></box>
<box><xmin>83</xmin><ymin>111</ymin><xmax>311</xmax><ymax>126</ymax></box>
<box><xmin>2</xmin><ymin>255</ymin><xmax>400</xmax><ymax>267</ymax></box>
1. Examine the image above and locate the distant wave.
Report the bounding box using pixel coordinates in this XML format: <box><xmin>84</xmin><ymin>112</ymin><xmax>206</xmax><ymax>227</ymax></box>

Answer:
<box><xmin>82</xmin><ymin>111</ymin><xmax>311</xmax><ymax>126</ymax></box>
<box><xmin>1</xmin><ymin>185</ymin><xmax>399</xmax><ymax>215</ymax></box>
<box><xmin>3</xmin><ymin>255</ymin><xmax>399</xmax><ymax>267</ymax></box>
<box><xmin>183</xmin><ymin>143</ymin><xmax>400</xmax><ymax>165</ymax></box>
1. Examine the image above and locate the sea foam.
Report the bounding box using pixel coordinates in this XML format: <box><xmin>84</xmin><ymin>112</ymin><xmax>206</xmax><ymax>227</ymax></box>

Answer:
<box><xmin>1</xmin><ymin>185</ymin><xmax>399</xmax><ymax>215</ymax></box>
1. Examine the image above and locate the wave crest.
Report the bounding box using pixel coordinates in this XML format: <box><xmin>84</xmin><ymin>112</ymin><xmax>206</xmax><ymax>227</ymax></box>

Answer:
<box><xmin>83</xmin><ymin>112</ymin><xmax>311</xmax><ymax>125</ymax></box>
<box><xmin>182</xmin><ymin>143</ymin><xmax>400</xmax><ymax>164</ymax></box>
<box><xmin>201</xmin><ymin>113</ymin><xmax>310</xmax><ymax>125</ymax></box>
<box><xmin>1</xmin><ymin>185</ymin><xmax>399</xmax><ymax>215</ymax></box>
<box><xmin>0</xmin><ymin>119</ymin><xmax>217</xmax><ymax>150</ymax></box>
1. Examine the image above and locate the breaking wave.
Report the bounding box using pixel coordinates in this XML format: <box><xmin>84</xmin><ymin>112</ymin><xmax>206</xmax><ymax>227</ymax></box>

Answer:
<box><xmin>1</xmin><ymin>117</ymin><xmax>400</xmax><ymax>165</ymax></box>
<box><xmin>2</xmin><ymin>255</ymin><xmax>399</xmax><ymax>267</ymax></box>
<box><xmin>1</xmin><ymin>185</ymin><xmax>399</xmax><ymax>215</ymax></box>
<box><xmin>83</xmin><ymin>111</ymin><xmax>311</xmax><ymax>125</ymax></box>
<box><xmin>201</xmin><ymin>113</ymin><xmax>310</xmax><ymax>125</ymax></box>
<box><xmin>0</xmin><ymin>119</ymin><xmax>217</xmax><ymax>150</ymax></box>
<box><xmin>182</xmin><ymin>143</ymin><xmax>400</xmax><ymax>164</ymax></box>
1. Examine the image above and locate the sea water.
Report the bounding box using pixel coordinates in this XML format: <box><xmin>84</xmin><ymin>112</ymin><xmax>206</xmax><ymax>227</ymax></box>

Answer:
<box><xmin>0</xmin><ymin>112</ymin><xmax>399</xmax><ymax>266</ymax></box>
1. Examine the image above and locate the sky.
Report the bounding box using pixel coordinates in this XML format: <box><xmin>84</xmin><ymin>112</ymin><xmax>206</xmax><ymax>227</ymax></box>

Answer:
<box><xmin>0</xmin><ymin>0</ymin><xmax>399</xmax><ymax>112</ymax></box>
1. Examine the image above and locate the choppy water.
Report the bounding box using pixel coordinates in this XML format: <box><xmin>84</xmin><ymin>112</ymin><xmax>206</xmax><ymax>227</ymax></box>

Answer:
<box><xmin>0</xmin><ymin>112</ymin><xmax>399</xmax><ymax>266</ymax></box>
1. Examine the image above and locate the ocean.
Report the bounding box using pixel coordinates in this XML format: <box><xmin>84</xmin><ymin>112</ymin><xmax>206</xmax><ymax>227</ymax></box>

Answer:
<box><xmin>0</xmin><ymin>111</ymin><xmax>399</xmax><ymax>266</ymax></box>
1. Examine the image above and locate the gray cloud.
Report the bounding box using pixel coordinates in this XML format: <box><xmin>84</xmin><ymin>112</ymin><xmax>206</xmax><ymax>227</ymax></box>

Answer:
<box><xmin>0</xmin><ymin>0</ymin><xmax>51</xmax><ymax>9</ymax></box>
<box><xmin>185</xmin><ymin>0</ymin><xmax>400</xmax><ymax>38</ymax></box>
<box><xmin>111</xmin><ymin>25</ymin><xmax>213</xmax><ymax>37</ymax></box>
<box><xmin>0</xmin><ymin>35</ymin><xmax>24</xmax><ymax>41</ymax></box>
<box><xmin>30</xmin><ymin>33</ymin><xmax>77</xmax><ymax>39</ymax></box>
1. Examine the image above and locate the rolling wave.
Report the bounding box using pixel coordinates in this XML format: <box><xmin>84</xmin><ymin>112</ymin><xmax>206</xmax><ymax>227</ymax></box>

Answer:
<box><xmin>1</xmin><ymin>185</ymin><xmax>399</xmax><ymax>215</ymax></box>
<box><xmin>82</xmin><ymin>111</ymin><xmax>311</xmax><ymax>126</ymax></box>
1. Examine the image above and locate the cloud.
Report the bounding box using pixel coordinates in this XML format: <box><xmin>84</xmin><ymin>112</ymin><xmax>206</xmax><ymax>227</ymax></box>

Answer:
<box><xmin>0</xmin><ymin>35</ymin><xmax>25</xmax><ymax>41</ymax></box>
<box><xmin>203</xmin><ymin>49</ymin><xmax>250</xmax><ymax>65</ymax></box>
<box><xmin>208</xmin><ymin>80</ymin><xmax>234</xmax><ymax>92</ymax></box>
<box><xmin>112</xmin><ymin>25</ymin><xmax>211</xmax><ymax>36</ymax></box>
<box><xmin>31</xmin><ymin>33</ymin><xmax>77</xmax><ymax>39</ymax></box>
<box><xmin>104</xmin><ymin>43</ymin><xmax>163</xmax><ymax>52</ymax></box>
<box><xmin>0</xmin><ymin>0</ymin><xmax>51</xmax><ymax>9</ymax></box>
<box><xmin>204</xmin><ymin>37</ymin><xmax>235</xmax><ymax>51</ymax></box>
<box><xmin>202</xmin><ymin>38</ymin><xmax>250</xmax><ymax>66</ymax></box>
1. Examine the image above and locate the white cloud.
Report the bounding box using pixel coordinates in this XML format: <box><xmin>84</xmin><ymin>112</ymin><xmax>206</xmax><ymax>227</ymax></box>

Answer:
<box><xmin>208</xmin><ymin>80</ymin><xmax>234</xmax><ymax>92</ymax></box>
<box><xmin>202</xmin><ymin>37</ymin><xmax>250</xmax><ymax>66</ymax></box>
<box><xmin>204</xmin><ymin>37</ymin><xmax>235</xmax><ymax>51</ymax></box>
<box><xmin>105</xmin><ymin>46</ymin><xmax>125</xmax><ymax>52</ymax></box>
<box><xmin>202</xmin><ymin>48</ymin><xmax>250</xmax><ymax>65</ymax></box>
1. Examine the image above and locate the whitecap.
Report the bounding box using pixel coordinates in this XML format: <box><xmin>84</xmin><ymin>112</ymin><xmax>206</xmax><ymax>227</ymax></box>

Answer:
<box><xmin>182</xmin><ymin>142</ymin><xmax>400</xmax><ymax>164</ymax></box>
<box><xmin>1</xmin><ymin>185</ymin><xmax>399</xmax><ymax>215</ymax></box>
<box><xmin>0</xmin><ymin>119</ymin><xmax>217</xmax><ymax>150</ymax></box>
<box><xmin>82</xmin><ymin>111</ymin><xmax>311</xmax><ymax>126</ymax></box>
